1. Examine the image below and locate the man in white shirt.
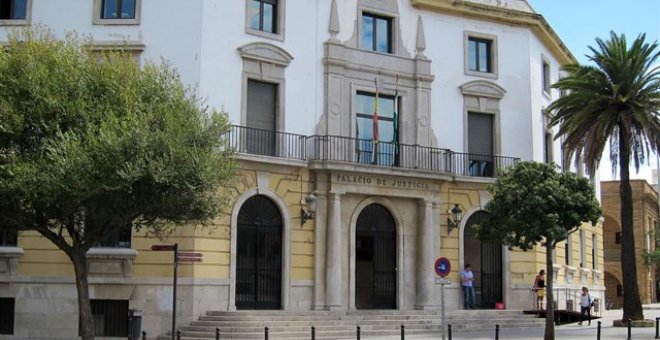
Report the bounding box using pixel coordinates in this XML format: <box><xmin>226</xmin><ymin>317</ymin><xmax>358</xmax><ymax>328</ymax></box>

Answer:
<box><xmin>460</xmin><ymin>264</ymin><xmax>476</xmax><ymax>309</ymax></box>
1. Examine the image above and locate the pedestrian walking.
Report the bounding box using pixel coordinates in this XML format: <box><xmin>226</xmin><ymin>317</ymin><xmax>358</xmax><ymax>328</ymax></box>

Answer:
<box><xmin>578</xmin><ymin>286</ymin><xmax>593</xmax><ymax>325</ymax></box>
<box><xmin>533</xmin><ymin>270</ymin><xmax>545</xmax><ymax>310</ymax></box>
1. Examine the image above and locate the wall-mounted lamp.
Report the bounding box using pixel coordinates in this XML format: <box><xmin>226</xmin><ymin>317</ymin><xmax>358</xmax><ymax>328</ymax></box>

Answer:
<box><xmin>301</xmin><ymin>191</ymin><xmax>318</xmax><ymax>226</ymax></box>
<box><xmin>447</xmin><ymin>204</ymin><xmax>463</xmax><ymax>234</ymax></box>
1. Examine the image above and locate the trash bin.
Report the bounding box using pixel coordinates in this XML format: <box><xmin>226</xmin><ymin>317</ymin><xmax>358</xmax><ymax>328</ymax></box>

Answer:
<box><xmin>128</xmin><ymin>309</ymin><xmax>142</xmax><ymax>340</ymax></box>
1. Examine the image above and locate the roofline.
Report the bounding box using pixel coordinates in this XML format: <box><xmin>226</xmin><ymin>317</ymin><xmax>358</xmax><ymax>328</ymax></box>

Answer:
<box><xmin>410</xmin><ymin>0</ymin><xmax>576</xmax><ymax>65</ymax></box>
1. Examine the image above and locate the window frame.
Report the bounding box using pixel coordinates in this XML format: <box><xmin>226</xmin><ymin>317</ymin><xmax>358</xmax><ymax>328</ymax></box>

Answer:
<box><xmin>541</xmin><ymin>55</ymin><xmax>551</xmax><ymax>97</ymax></box>
<box><xmin>98</xmin><ymin>224</ymin><xmax>132</xmax><ymax>249</ymax></box>
<box><xmin>0</xmin><ymin>230</ymin><xmax>17</xmax><ymax>247</ymax></box>
<box><xmin>245</xmin><ymin>0</ymin><xmax>285</xmax><ymax>41</ymax></box>
<box><xmin>360</xmin><ymin>12</ymin><xmax>393</xmax><ymax>54</ymax></box>
<box><xmin>464</xmin><ymin>31</ymin><xmax>498</xmax><ymax>79</ymax></box>
<box><xmin>93</xmin><ymin>0</ymin><xmax>141</xmax><ymax>25</ymax></box>
<box><xmin>0</xmin><ymin>0</ymin><xmax>31</xmax><ymax>26</ymax></box>
<box><xmin>354</xmin><ymin>90</ymin><xmax>399</xmax><ymax>165</ymax></box>
<box><xmin>86</xmin><ymin>299</ymin><xmax>129</xmax><ymax>337</ymax></box>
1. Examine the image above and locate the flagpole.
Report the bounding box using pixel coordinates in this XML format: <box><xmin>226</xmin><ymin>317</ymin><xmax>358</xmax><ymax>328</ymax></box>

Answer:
<box><xmin>373</xmin><ymin>77</ymin><xmax>379</xmax><ymax>164</ymax></box>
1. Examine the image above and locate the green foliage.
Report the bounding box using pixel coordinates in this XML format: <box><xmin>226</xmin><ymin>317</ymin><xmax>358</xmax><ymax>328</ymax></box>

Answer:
<box><xmin>0</xmin><ymin>28</ymin><xmax>235</xmax><ymax>250</ymax></box>
<box><xmin>548</xmin><ymin>32</ymin><xmax>660</xmax><ymax>177</ymax></box>
<box><xmin>477</xmin><ymin>162</ymin><xmax>601</xmax><ymax>249</ymax></box>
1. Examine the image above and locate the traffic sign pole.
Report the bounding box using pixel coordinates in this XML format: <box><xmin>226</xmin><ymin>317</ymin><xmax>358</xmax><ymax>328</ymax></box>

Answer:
<box><xmin>172</xmin><ymin>243</ymin><xmax>178</xmax><ymax>340</ymax></box>
<box><xmin>434</xmin><ymin>257</ymin><xmax>451</xmax><ymax>340</ymax></box>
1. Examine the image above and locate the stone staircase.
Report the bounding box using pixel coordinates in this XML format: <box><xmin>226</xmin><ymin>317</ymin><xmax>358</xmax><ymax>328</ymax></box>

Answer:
<box><xmin>161</xmin><ymin>309</ymin><xmax>545</xmax><ymax>339</ymax></box>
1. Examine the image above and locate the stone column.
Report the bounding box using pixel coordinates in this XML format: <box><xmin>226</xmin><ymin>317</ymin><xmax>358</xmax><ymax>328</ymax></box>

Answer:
<box><xmin>325</xmin><ymin>192</ymin><xmax>342</xmax><ymax>309</ymax></box>
<box><xmin>416</xmin><ymin>199</ymin><xmax>435</xmax><ymax>308</ymax></box>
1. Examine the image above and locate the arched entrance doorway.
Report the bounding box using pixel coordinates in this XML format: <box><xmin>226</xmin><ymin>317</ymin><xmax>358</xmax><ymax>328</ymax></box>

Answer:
<box><xmin>236</xmin><ymin>195</ymin><xmax>283</xmax><ymax>309</ymax></box>
<box><xmin>355</xmin><ymin>203</ymin><xmax>397</xmax><ymax>309</ymax></box>
<box><xmin>464</xmin><ymin>211</ymin><xmax>503</xmax><ymax>309</ymax></box>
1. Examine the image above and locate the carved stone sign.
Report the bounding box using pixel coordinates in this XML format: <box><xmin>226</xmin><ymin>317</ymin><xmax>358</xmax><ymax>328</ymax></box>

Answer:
<box><xmin>333</xmin><ymin>174</ymin><xmax>431</xmax><ymax>190</ymax></box>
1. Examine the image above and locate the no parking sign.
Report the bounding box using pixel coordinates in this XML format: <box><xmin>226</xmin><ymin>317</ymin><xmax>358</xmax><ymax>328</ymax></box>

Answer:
<box><xmin>434</xmin><ymin>257</ymin><xmax>451</xmax><ymax>277</ymax></box>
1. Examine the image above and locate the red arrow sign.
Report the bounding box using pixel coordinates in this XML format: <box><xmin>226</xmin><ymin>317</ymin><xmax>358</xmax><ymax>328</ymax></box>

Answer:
<box><xmin>177</xmin><ymin>257</ymin><xmax>203</xmax><ymax>262</ymax></box>
<box><xmin>177</xmin><ymin>252</ymin><xmax>203</xmax><ymax>258</ymax></box>
<box><xmin>151</xmin><ymin>245</ymin><xmax>176</xmax><ymax>251</ymax></box>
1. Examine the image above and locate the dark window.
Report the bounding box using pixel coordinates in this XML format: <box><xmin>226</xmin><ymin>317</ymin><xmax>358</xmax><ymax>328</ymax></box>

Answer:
<box><xmin>468</xmin><ymin>37</ymin><xmax>492</xmax><ymax>73</ymax></box>
<box><xmin>592</xmin><ymin>233</ymin><xmax>597</xmax><ymax>269</ymax></box>
<box><xmin>615</xmin><ymin>232</ymin><xmax>621</xmax><ymax>244</ymax></box>
<box><xmin>0</xmin><ymin>0</ymin><xmax>27</xmax><ymax>20</ymax></box>
<box><xmin>88</xmin><ymin>300</ymin><xmax>128</xmax><ymax>337</ymax></box>
<box><xmin>101</xmin><ymin>0</ymin><xmax>135</xmax><ymax>19</ymax></box>
<box><xmin>246</xmin><ymin>80</ymin><xmax>277</xmax><ymax>156</ymax></box>
<box><xmin>468</xmin><ymin>112</ymin><xmax>494</xmax><ymax>177</ymax></box>
<box><xmin>616</xmin><ymin>285</ymin><xmax>623</xmax><ymax>297</ymax></box>
<box><xmin>361</xmin><ymin>13</ymin><xmax>392</xmax><ymax>53</ymax></box>
<box><xmin>542</xmin><ymin>61</ymin><xmax>550</xmax><ymax>92</ymax></box>
<box><xmin>0</xmin><ymin>298</ymin><xmax>14</xmax><ymax>334</ymax></box>
<box><xmin>0</xmin><ymin>230</ymin><xmax>17</xmax><ymax>247</ymax></box>
<box><xmin>355</xmin><ymin>92</ymin><xmax>398</xmax><ymax>166</ymax></box>
<box><xmin>99</xmin><ymin>224</ymin><xmax>131</xmax><ymax>248</ymax></box>
<box><xmin>564</xmin><ymin>238</ymin><xmax>570</xmax><ymax>265</ymax></box>
<box><xmin>249</xmin><ymin>0</ymin><xmax>277</xmax><ymax>34</ymax></box>
<box><xmin>544</xmin><ymin>127</ymin><xmax>553</xmax><ymax>164</ymax></box>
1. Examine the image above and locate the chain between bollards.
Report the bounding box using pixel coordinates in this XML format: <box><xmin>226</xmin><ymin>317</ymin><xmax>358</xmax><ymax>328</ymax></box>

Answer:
<box><xmin>141</xmin><ymin>331</ymin><xmax>147</xmax><ymax>340</ymax></box>
<box><xmin>495</xmin><ymin>324</ymin><xmax>500</xmax><ymax>340</ymax></box>
<box><xmin>357</xmin><ymin>325</ymin><xmax>361</xmax><ymax>340</ymax></box>
<box><xmin>216</xmin><ymin>326</ymin><xmax>220</xmax><ymax>340</ymax></box>
<box><xmin>627</xmin><ymin>319</ymin><xmax>632</xmax><ymax>340</ymax></box>
<box><xmin>400</xmin><ymin>324</ymin><xmax>405</xmax><ymax>340</ymax></box>
<box><xmin>176</xmin><ymin>329</ymin><xmax>181</xmax><ymax>340</ymax></box>
<box><xmin>311</xmin><ymin>326</ymin><xmax>316</xmax><ymax>340</ymax></box>
<box><xmin>655</xmin><ymin>317</ymin><xmax>659</xmax><ymax>339</ymax></box>
<box><xmin>597</xmin><ymin>321</ymin><xmax>601</xmax><ymax>340</ymax></box>
<box><xmin>448</xmin><ymin>324</ymin><xmax>452</xmax><ymax>340</ymax></box>
<box><xmin>265</xmin><ymin>326</ymin><xmax>269</xmax><ymax>340</ymax></box>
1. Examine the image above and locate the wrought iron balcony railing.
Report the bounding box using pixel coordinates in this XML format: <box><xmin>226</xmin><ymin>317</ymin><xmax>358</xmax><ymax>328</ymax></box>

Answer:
<box><xmin>223</xmin><ymin>125</ymin><xmax>520</xmax><ymax>178</ymax></box>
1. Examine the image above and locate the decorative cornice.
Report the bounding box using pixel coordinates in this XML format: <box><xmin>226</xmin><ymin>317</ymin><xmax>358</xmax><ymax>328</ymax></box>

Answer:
<box><xmin>459</xmin><ymin>80</ymin><xmax>506</xmax><ymax>99</ymax></box>
<box><xmin>410</xmin><ymin>0</ymin><xmax>575</xmax><ymax>65</ymax></box>
<box><xmin>237</xmin><ymin>42</ymin><xmax>294</xmax><ymax>67</ymax></box>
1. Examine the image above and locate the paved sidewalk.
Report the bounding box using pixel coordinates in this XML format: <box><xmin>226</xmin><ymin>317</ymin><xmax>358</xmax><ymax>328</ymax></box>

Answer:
<box><xmin>370</xmin><ymin>304</ymin><xmax>660</xmax><ymax>339</ymax></box>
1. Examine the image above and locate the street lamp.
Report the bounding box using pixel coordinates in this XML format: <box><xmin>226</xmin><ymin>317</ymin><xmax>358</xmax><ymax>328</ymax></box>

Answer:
<box><xmin>447</xmin><ymin>204</ymin><xmax>463</xmax><ymax>234</ymax></box>
<box><xmin>301</xmin><ymin>191</ymin><xmax>318</xmax><ymax>226</ymax></box>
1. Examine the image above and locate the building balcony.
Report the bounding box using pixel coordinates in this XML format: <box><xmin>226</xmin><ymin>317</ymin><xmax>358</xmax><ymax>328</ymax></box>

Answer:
<box><xmin>223</xmin><ymin>125</ymin><xmax>519</xmax><ymax>178</ymax></box>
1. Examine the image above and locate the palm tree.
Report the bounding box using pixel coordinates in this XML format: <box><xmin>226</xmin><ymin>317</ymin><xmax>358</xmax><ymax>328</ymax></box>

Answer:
<box><xmin>548</xmin><ymin>32</ymin><xmax>660</xmax><ymax>322</ymax></box>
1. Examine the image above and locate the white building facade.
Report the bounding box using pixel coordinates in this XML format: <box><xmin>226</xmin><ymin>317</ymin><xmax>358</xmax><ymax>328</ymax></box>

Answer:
<box><xmin>0</xmin><ymin>0</ymin><xmax>604</xmax><ymax>338</ymax></box>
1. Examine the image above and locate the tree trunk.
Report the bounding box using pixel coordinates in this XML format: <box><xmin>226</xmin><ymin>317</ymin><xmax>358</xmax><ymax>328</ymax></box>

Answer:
<box><xmin>70</xmin><ymin>250</ymin><xmax>95</xmax><ymax>340</ymax></box>
<box><xmin>544</xmin><ymin>243</ymin><xmax>555</xmax><ymax>340</ymax></box>
<box><xmin>619</xmin><ymin>124</ymin><xmax>644</xmax><ymax>321</ymax></box>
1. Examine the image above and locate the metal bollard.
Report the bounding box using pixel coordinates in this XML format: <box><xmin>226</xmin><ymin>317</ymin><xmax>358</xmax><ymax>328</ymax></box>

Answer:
<box><xmin>400</xmin><ymin>324</ymin><xmax>405</xmax><ymax>340</ymax></box>
<box><xmin>597</xmin><ymin>321</ymin><xmax>601</xmax><ymax>340</ymax></box>
<box><xmin>176</xmin><ymin>329</ymin><xmax>181</xmax><ymax>340</ymax></box>
<box><xmin>357</xmin><ymin>325</ymin><xmax>361</xmax><ymax>340</ymax></box>
<box><xmin>627</xmin><ymin>319</ymin><xmax>632</xmax><ymax>340</ymax></box>
<box><xmin>448</xmin><ymin>324</ymin><xmax>452</xmax><ymax>340</ymax></box>
<box><xmin>265</xmin><ymin>326</ymin><xmax>269</xmax><ymax>340</ymax></box>
<box><xmin>216</xmin><ymin>327</ymin><xmax>220</xmax><ymax>340</ymax></box>
<box><xmin>311</xmin><ymin>326</ymin><xmax>315</xmax><ymax>340</ymax></box>
<box><xmin>656</xmin><ymin>317</ymin><xmax>659</xmax><ymax>339</ymax></box>
<box><xmin>495</xmin><ymin>324</ymin><xmax>500</xmax><ymax>340</ymax></box>
<box><xmin>141</xmin><ymin>330</ymin><xmax>147</xmax><ymax>340</ymax></box>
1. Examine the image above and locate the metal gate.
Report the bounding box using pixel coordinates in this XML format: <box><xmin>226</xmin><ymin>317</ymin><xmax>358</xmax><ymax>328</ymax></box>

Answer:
<box><xmin>236</xmin><ymin>195</ymin><xmax>282</xmax><ymax>310</ymax></box>
<box><xmin>356</xmin><ymin>204</ymin><xmax>397</xmax><ymax>309</ymax></box>
<box><xmin>464</xmin><ymin>211</ymin><xmax>503</xmax><ymax>309</ymax></box>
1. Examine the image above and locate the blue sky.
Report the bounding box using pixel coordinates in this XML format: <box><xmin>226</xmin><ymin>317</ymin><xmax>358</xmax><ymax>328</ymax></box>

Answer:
<box><xmin>527</xmin><ymin>0</ymin><xmax>660</xmax><ymax>182</ymax></box>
